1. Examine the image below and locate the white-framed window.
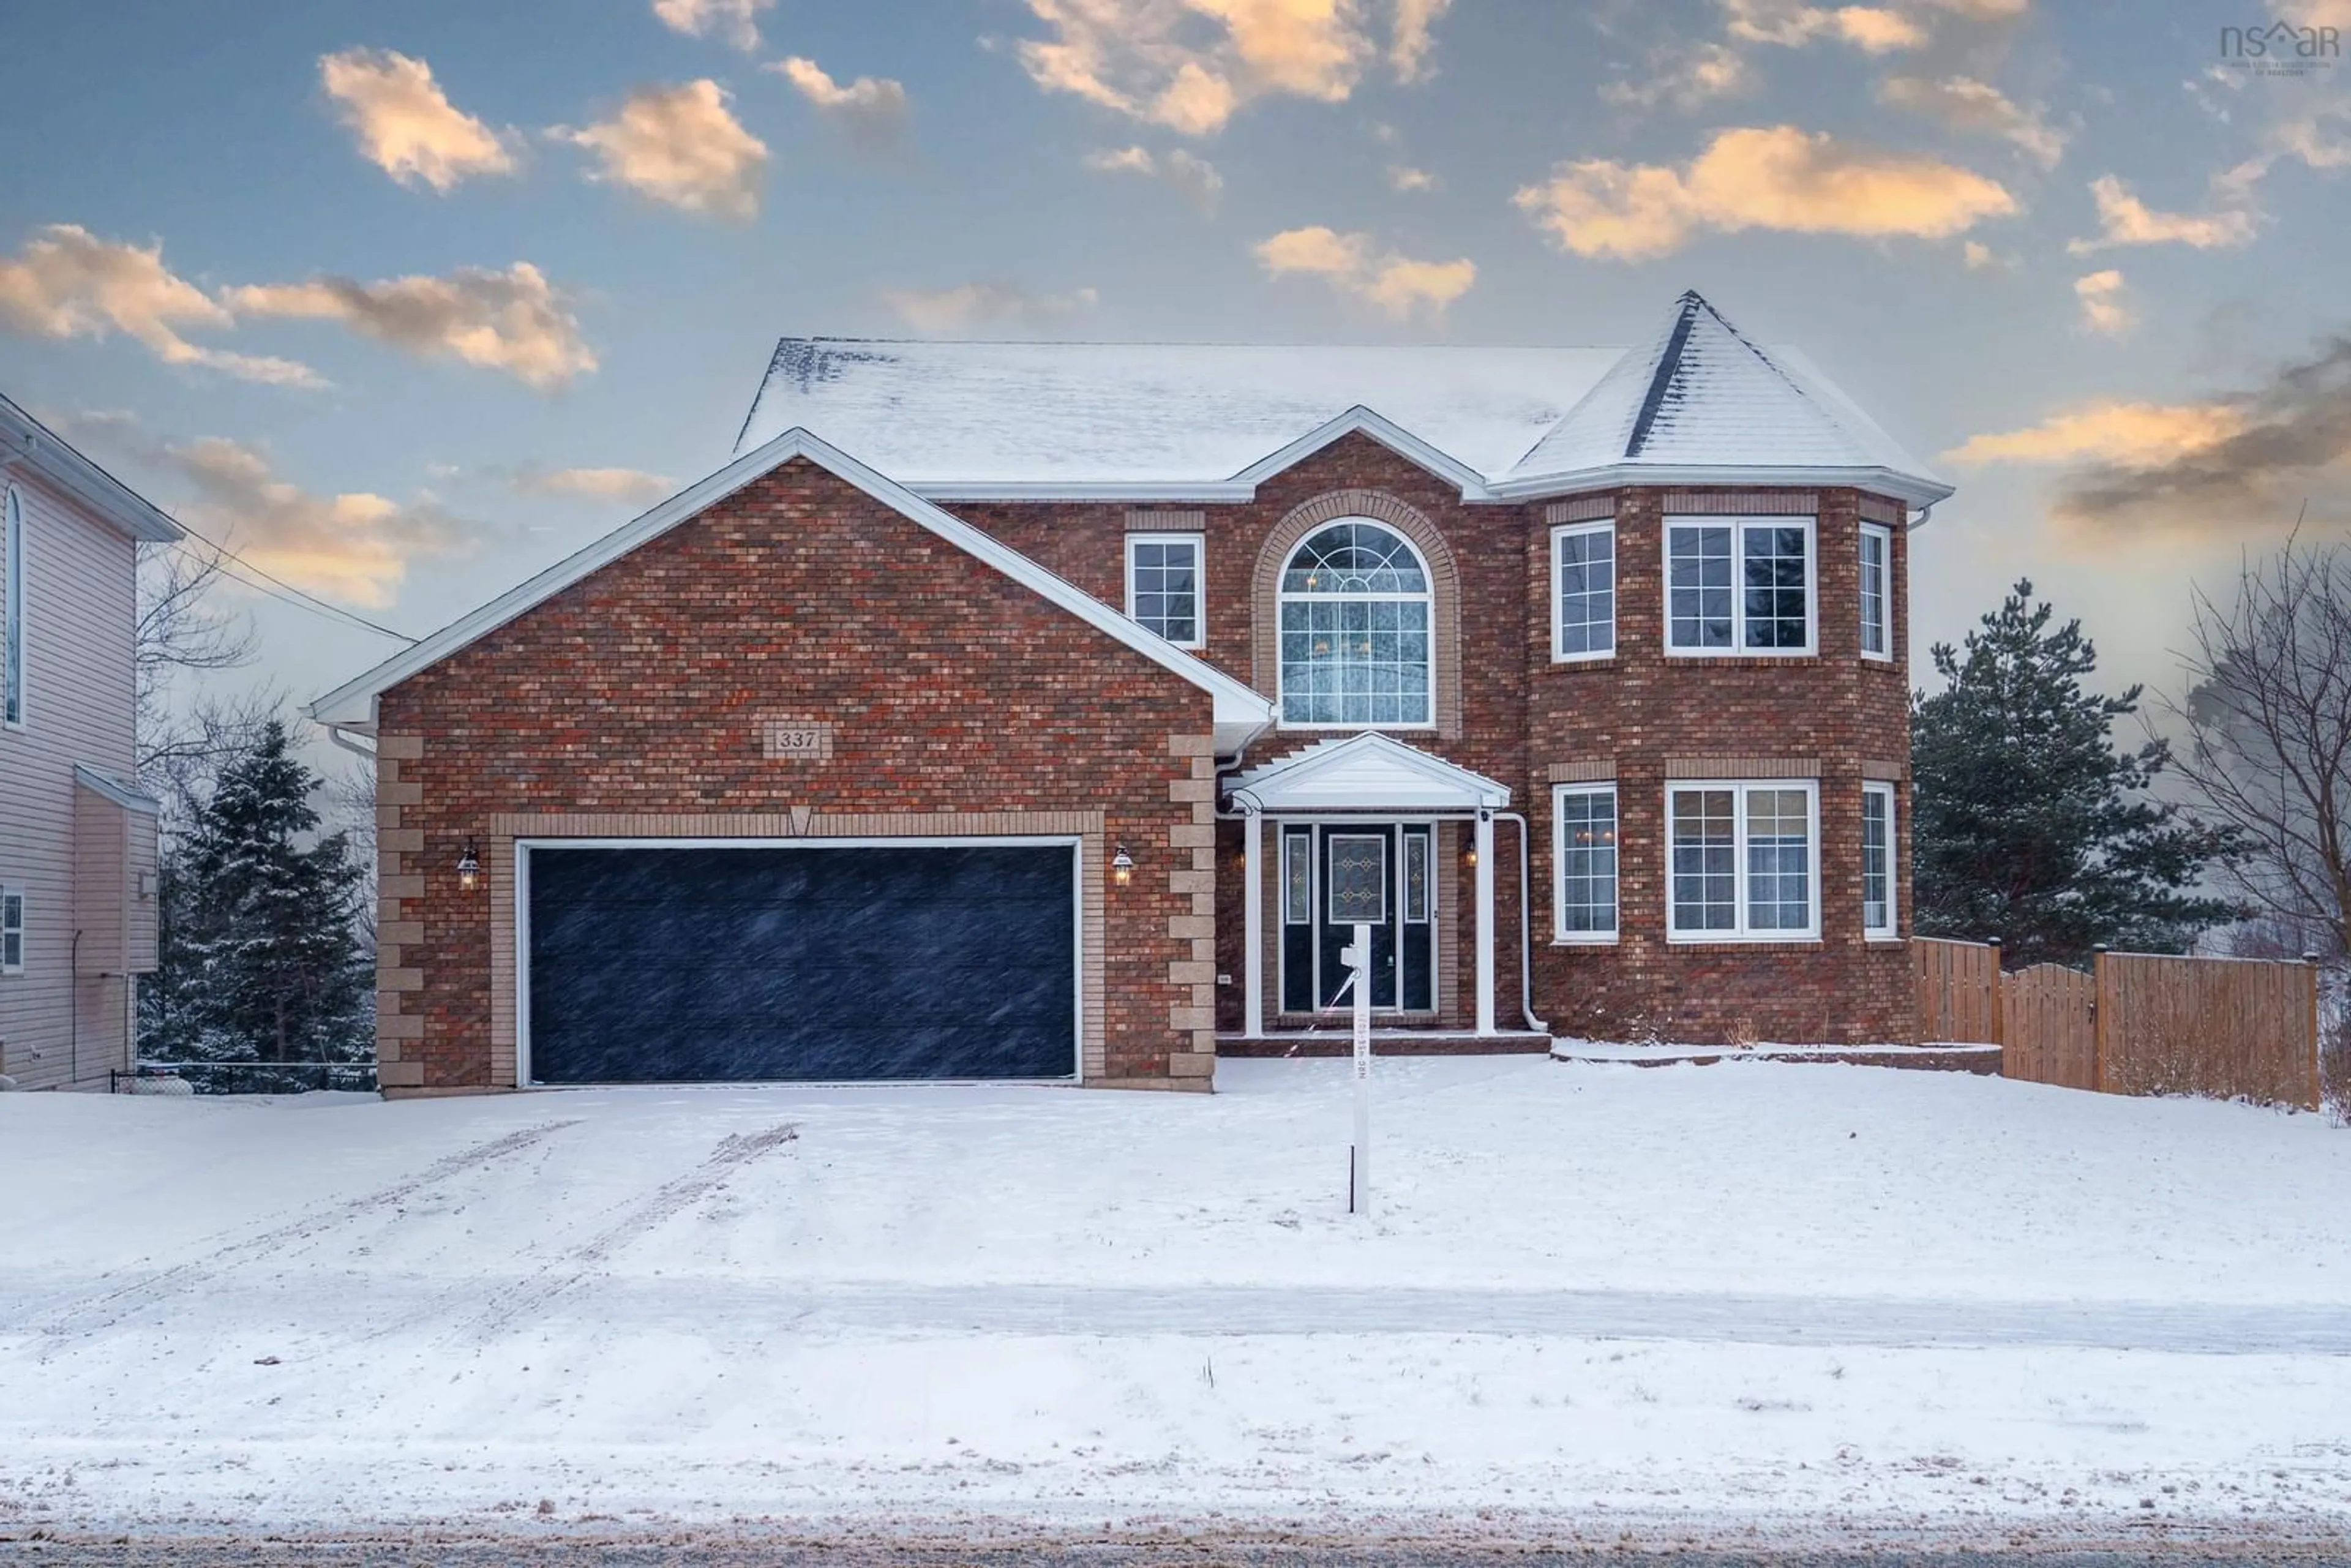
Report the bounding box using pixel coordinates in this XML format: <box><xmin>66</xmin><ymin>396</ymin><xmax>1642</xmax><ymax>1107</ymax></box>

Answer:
<box><xmin>1553</xmin><ymin>783</ymin><xmax>1619</xmax><ymax>942</ymax></box>
<box><xmin>1859</xmin><ymin>521</ymin><xmax>1892</xmax><ymax>661</ymax></box>
<box><xmin>1666</xmin><ymin>780</ymin><xmax>1820</xmax><ymax>941</ymax></box>
<box><xmin>1277</xmin><ymin>519</ymin><xmax>1434</xmax><ymax>728</ymax></box>
<box><xmin>0</xmin><ymin>886</ymin><xmax>21</xmax><ymax>973</ymax></box>
<box><xmin>1664</xmin><ymin>516</ymin><xmax>1816</xmax><ymax>657</ymax></box>
<box><xmin>1862</xmin><ymin>781</ymin><xmax>1897</xmax><ymax>937</ymax></box>
<box><xmin>4</xmin><ymin>486</ymin><xmax>23</xmax><ymax>727</ymax></box>
<box><xmin>1551</xmin><ymin>520</ymin><xmax>1615</xmax><ymax>662</ymax></box>
<box><xmin>1126</xmin><ymin>533</ymin><xmax>1204</xmax><ymax>648</ymax></box>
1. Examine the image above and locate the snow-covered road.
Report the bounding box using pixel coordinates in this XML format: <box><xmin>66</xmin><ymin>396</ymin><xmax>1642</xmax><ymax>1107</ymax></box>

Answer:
<box><xmin>3</xmin><ymin>1057</ymin><xmax>2348</xmax><ymax>1550</ymax></box>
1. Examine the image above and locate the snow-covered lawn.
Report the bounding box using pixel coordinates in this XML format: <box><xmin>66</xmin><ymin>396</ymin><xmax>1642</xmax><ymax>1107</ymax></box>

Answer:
<box><xmin>2</xmin><ymin>1057</ymin><xmax>2348</xmax><ymax>1551</ymax></box>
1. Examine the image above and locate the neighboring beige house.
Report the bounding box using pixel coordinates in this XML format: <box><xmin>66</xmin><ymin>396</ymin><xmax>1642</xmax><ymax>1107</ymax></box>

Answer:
<box><xmin>0</xmin><ymin>395</ymin><xmax>179</xmax><ymax>1091</ymax></box>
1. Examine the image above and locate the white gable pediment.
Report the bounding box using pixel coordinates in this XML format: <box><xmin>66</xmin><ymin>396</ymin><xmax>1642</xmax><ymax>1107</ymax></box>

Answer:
<box><xmin>1227</xmin><ymin>732</ymin><xmax>1510</xmax><ymax>814</ymax></box>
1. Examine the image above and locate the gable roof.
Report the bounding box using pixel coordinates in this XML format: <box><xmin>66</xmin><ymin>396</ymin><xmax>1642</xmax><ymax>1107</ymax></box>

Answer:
<box><xmin>0</xmin><ymin>393</ymin><xmax>182</xmax><ymax>543</ymax></box>
<box><xmin>309</xmin><ymin>427</ymin><xmax>1277</xmax><ymax>750</ymax></box>
<box><xmin>1226</xmin><ymin>732</ymin><xmax>1510</xmax><ymax>813</ymax></box>
<box><xmin>1497</xmin><ymin>291</ymin><xmax>1951</xmax><ymax>505</ymax></box>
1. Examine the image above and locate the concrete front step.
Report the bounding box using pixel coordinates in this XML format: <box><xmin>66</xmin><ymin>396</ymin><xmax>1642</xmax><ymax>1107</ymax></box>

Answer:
<box><xmin>1217</xmin><ymin>1030</ymin><xmax>1554</xmax><ymax>1058</ymax></box>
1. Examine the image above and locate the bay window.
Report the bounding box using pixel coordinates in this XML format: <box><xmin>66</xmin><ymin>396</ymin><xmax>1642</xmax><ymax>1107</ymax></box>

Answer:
<box><xmin>1665</xmin><ymin>516</ymin><xmax>1815</xmax><ymax>656</ymax></box>
<box><xmin>1859</xmin><ymin>522</ymin><xmax>1891</xmax><ymax>660</ymax></box>
<box><xmin>1667</xmin><ymin>781</ymin><xmax>1820</xmax><ymax>940</ymax></box>
<box><xmin>1862</xmin><ymin>781</ymin><xmax>1897</xmax><ymax>937</ymax></box>
<box><xmin>1551</xmin><ymin>520</ymin><xmax>1615</xmax><ymax>661</ymax></box>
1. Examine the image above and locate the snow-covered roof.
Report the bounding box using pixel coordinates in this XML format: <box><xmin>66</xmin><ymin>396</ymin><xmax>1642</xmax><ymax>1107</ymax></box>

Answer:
<box><xmin>311</xmin><ymin>428</ymin><xmax>1277</xmax><ymax>751</ymax></box>
<box><xmin>74</xmin><ymin>763</ymin><xmax>160</xmax><ymax>814</ymax></box>
<box><xmin>735</xmin><ymin>339</ymin><xmax>1616</xmax><ymax>492</ymax></box>
<box><xmin>1226</xmin><ymin>732</ymin><xmax>1510</xmax><ymax>814</ymax></box>
<box><xmin>734</xmin><ymin>302</ymin><xmax>1951</xmax><ymax>508</ymax></box>
<box><xmin>1499</xmin><ymin>291</ymin><xmax>1951</xmax><ymax>505</ymax></box>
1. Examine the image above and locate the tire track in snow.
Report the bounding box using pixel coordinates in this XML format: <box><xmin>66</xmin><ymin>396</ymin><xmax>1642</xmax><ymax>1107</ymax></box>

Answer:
<box><xmin>453</xmin><ymin>1122</ymin><xmax>799</xmax><ymax>1338</ymax></box>
<box><xmin>28</xmin><ymin>1119</ymin><xmax>582</xmax><ymax>1343</ymax></box>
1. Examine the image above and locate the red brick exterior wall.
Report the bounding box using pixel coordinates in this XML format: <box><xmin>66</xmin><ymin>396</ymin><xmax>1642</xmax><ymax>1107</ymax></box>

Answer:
<box><xmin>374</xmin><ymin>457</ymin><xmax>1217</xmax><ymax>1090</ymax></box>
<box><xmin>955</xmin><ymin>434</ymin><xmax>1532</xmax><ymax>1032</ymax></box>
<box><xmin>950</xmin><ymin>432</ymin><xmax>1916</xmax><ymax>1046</ymax></box>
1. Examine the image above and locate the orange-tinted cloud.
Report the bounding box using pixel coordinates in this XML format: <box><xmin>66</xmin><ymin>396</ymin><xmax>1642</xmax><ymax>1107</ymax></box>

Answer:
<box><xmin>1515</xmin><ymin>126</ymin><xmax>2015</xmax><ymax>260</ymax></box>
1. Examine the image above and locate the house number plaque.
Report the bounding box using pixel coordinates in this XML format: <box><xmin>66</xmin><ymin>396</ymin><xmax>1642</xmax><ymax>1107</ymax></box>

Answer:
<box><xmin>761</xmin><ymin>721</ymin><xmax>834</xmax><ymax>762</ymax></box>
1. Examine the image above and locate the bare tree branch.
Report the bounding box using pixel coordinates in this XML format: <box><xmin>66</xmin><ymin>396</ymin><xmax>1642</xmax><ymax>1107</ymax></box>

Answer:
<box><xmin>2163</xmin><ymin>531</ymin><xmax>2351</xmax><ymax>965</ymax></box>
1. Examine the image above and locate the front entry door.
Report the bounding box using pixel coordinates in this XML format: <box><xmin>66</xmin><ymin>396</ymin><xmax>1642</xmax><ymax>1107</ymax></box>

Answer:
<box><xmin>1280</xmin><ymin>823</ymin><xmax>1436</xmax><ymax>1015</ymax></box>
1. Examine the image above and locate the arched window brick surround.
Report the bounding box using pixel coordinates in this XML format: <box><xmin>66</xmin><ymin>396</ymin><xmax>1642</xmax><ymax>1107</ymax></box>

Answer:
<box><xmin>1251</xmin><ymin>489</ymin><xmax>1464</xmax><ymax>738</ymax></box>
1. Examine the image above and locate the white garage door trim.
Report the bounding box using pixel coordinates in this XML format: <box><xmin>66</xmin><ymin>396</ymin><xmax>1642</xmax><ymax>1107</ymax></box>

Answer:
<box><xmin>515</xmin><ymin>835</ymin><xmax>1086</xmax><ymax>1087</ymax></box>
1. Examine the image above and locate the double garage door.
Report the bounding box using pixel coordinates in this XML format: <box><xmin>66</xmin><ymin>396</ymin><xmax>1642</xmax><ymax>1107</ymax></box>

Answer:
<box><xmin>523</xmin><ymin>842</ymin><xmax>1078</xmax><ymax>1084</ymax></box>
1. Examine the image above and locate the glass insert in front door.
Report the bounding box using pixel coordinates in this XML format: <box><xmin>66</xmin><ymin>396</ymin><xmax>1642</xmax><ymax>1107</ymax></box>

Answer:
<box><xmin>1279</xmin><ymin>823</ymin><xmax>1436</xmax><ymax>1015</ymax></box>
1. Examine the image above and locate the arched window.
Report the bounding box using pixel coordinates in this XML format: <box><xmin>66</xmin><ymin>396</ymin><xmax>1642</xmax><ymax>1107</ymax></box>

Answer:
<box><xmin>1277</xmin><ymin>520</ymin><xmax>1433</xmax><ymax>727</ymax></box>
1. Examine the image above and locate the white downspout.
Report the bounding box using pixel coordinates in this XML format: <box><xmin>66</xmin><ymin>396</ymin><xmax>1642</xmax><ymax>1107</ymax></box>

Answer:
<box><xmin>324</xmin><ymin>723</ymin><xmax>377</xmax><ymax>764</ymax></box>
<box><xmin>1474</xmin><ymin>809</ymin><xmax>1496</xmax><ymax>1036</ymax></box>
<box><xmin>1494</xmin><ymin>811</ymin><xmax>1551</xmax><ymax>1035</ymax></box>
<box><xmin>1241</xmin><ymin>806</ymin><xmax>1264</xmax><ymax>1037</ymax></box>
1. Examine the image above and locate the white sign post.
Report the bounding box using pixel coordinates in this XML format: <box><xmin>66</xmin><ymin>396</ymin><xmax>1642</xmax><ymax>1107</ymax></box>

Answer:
<box><xmin>1343</xmin><ymin>920</ymin><xmax>1372</xmax><ymax>1217</ymax></box>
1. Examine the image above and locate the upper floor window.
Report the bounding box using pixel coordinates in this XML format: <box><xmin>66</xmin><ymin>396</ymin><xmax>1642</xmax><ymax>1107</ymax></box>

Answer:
<box><xmin>1859</xmin><ymin>522</ymin><xmax>1892</xmax><ymax>660</ymax></box>
<box><xmin>1665</xmin><ymin>516</ymin><xmax>1815</xmax><ymax>657</ymax></box>
<box><xmin>1278</xmin><ymin>520</ymin><xmax>1432</xmax><ymax>727</ymax></box>
<box><xmin>1667</xmin><ymin>780</ymin><xmax>1820</xmax><ymax>940</ymax></box>
<box><xmin>1126</xmin><ymin>533</ymin><xmax>1203</xmax><ymax>648</ymax></box>
<box><xmin>1551</xmin><ymin>520</ymin><xmax>1615</xmax><ymax>662</ymax></box>
<box><xmin>3</xmin><ymin>486</ymin><xmax>21</xmax><ymax>726</ymax></box>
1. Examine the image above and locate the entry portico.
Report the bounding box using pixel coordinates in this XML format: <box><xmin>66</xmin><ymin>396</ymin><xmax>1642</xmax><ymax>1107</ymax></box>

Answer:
<box><xmin>1226</xmin><ymin>732</ymin><xmax>1511</xmax><ymax>1040</ymax></box>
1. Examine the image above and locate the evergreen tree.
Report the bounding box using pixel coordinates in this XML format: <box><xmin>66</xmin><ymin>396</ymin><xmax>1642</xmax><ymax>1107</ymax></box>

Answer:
<box><xmin>144</xmin><ymin>721</ymin><xmax>370</xmax><ymax>1065</ymax></box>
<box><xmin>1911</xmin><ymin>580</ymin><xmax>2237</xmax><ymax>967</ymax></box>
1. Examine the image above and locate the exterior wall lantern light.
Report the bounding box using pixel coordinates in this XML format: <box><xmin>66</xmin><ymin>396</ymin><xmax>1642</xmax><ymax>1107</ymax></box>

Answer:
<box><xmin>1111</xmin><ymin>844</ymin><xmax>1135</xmax><ymax>888</ymax></box>
<box><xmin>457</xmin><ymin>838</ymin><xmax>481</xmax><ymax>893</ymax></box>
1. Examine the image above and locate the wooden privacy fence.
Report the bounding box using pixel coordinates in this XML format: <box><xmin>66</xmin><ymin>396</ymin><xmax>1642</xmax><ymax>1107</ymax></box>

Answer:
<box><xmin>1914</xmin><ymin>938</ymin><xmax>2323</xmax><ymax>1109</ymax></box>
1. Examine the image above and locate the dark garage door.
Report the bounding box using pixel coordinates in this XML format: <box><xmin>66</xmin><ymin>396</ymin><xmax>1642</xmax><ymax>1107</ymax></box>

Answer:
<box><xmin>525</xmin><ymin>844</ymin><xmax>1077</xmax><ymax>1083</ymax></box>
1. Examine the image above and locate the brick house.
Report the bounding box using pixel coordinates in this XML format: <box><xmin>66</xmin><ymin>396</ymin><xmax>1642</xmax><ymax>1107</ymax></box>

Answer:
<box><xmin>312</xmin><ymin>291</ymin><xmax>1951</xmax><ymax>1095</ymax></box>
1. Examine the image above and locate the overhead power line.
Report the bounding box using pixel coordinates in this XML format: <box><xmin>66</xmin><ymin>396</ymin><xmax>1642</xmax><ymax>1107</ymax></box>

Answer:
<box><xmin>167</xmin><ymin>526</ymin><xmax>421</xmax><ymax>646</ymax></box>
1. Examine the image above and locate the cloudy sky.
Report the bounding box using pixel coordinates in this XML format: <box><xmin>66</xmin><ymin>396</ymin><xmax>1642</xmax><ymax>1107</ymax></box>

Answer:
<box><xmin>3</xmin><ymin>0</ymin><xmax>2347</xmax><ymax>730</ymax></box>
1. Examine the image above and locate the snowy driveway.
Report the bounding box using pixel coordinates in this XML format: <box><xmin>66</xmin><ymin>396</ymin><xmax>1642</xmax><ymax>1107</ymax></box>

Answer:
<box><xmin>3</xmin><ymin>1058</ymin><xmax>2349</xmax><ymax>1550</ymax></box>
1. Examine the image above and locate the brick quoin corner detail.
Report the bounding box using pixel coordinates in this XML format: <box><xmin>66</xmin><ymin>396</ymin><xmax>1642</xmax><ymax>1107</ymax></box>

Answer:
<box><xmin>375</xmin><ymin>457</ymin><xmax>1218</xmax><ymax>1093</ymax></box>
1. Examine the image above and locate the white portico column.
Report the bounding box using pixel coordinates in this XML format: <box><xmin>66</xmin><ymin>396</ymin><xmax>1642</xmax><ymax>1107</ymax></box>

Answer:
<box><xmin>1242</xmin><ymin>806</ymin><xmax>1265</xmax><ymax>1038</ymax></box>
<box><xmin>1474</xmin><ymin>808</ymin><xmax>1497</xmax><ymax>1037</ymax></box>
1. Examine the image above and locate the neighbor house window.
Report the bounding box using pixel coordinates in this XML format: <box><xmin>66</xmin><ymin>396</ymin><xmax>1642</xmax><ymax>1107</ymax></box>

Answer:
<box><xmin>1126</xmin><ymin>533</ymin><xmax>1203</xmax><ymax>648</ymax></box>
<box><xmin>1859</xmin><ymin>522</ymin><xmax>1891</xmax><ymax>661</ymax></box>
<box><xmin>1</xmin><ymin>887</ymin><xmax>21</xmax><ymax>973</ymax></box>
<box><xmin>1278</xmin><ymin>520</ymin><xmax>1433</xmax><ymax>727</ymax></box>
<box><xmin>1552</xmin><ymin>520</ymin><xmax>1615</xmax><ymax>661</ymax></box>
<box><xmin>1665</xmin><ymin>516</ymin><xmax>1815</xmax><ymax>656</ymax></box>
<box><xmin>1862</xmin><ymin>781</ymin><xmax>1896</xmax><ymax>937</ymax></box>
<box><xmin>4</xmin><ymin>486</ymin><xmax>21</xmax><ymax>726</ymax></box>
<box><xmin>1667</xmin><ymin>781</ymin><xmax>1820</xmax><ymax>940</ymax></box>
<box><xmin>1553</xmin><ymin>784</ymin><xmax>1619</xmax><ymax>941</ymax></box>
